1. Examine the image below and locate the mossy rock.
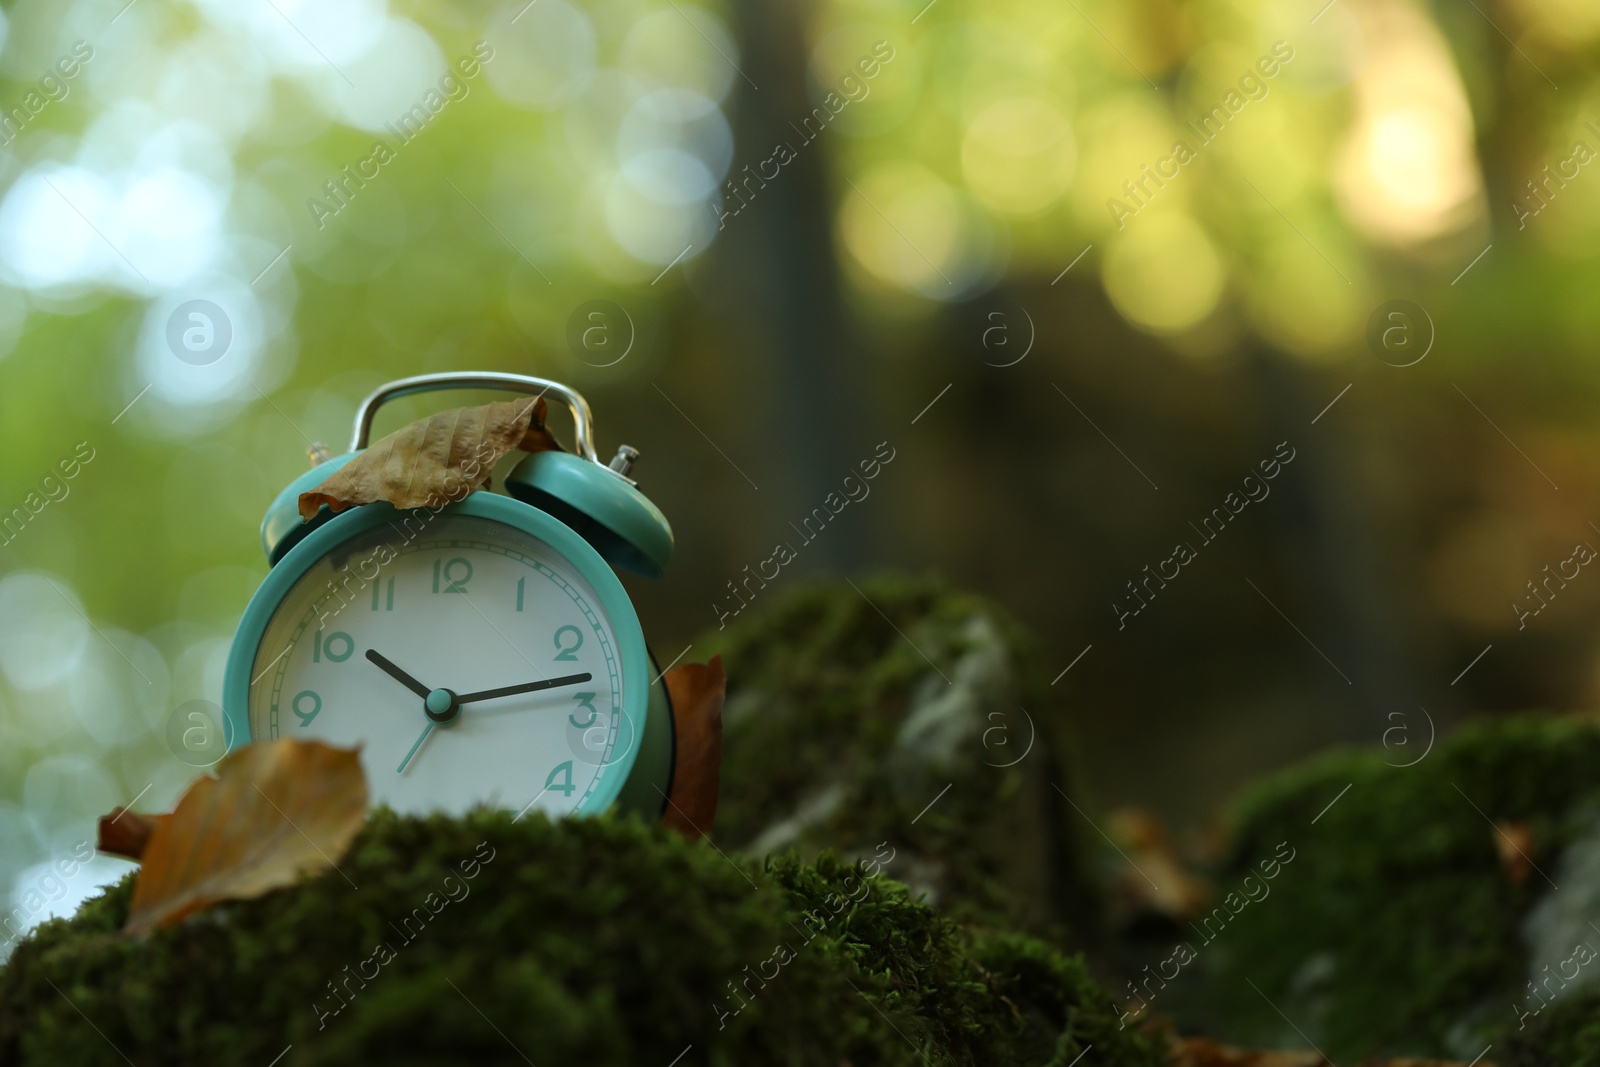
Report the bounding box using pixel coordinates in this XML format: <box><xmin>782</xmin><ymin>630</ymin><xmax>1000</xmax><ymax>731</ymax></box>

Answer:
<box><xmin>1168</xmin><ymin>713</ymin><xmax>1600</xmax><ymax>1063</ymax></box>
<box><xmin>700</xmin><ymin>575</ymin><xmax>1096</xmax><ymax>936</ymax></box>
<box><xmin>0</xmin><ymin>809</ymin><xmax>1165</xmax><ymax>1067</ymax></box>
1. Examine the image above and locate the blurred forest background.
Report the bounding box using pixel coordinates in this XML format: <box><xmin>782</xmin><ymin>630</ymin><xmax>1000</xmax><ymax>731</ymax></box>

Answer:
<box><xmin>0</xmin><ymin>0</ymin><xmax>1598</xmax><ymax>938</ymax></box>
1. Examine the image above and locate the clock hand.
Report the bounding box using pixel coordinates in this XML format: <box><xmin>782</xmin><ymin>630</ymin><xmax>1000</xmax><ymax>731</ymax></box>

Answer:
<box><xmin>454</xmin><ymin>673</ymin><xmax>593</xmax><ymax>705</ymax></box>
<box><xmin>396</xmin><ymin>673</ymin><xmax>591</xmax><ymax>773</ymax></box>
<box><xmin>396</xmin><ymin>721</ymin><xmax>434</xmax><ymax>774</ymax></box>
<box><xmin>365</xmin><ymin>649</ymin><xmax>432</xmax><ymax>700</ymax></box>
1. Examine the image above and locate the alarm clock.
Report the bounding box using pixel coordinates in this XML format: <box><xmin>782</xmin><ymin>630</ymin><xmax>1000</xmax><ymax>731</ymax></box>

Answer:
<box><xmin>221</xmin><ymin>372</ymin><xmax>677</xmax><ymax>821</ymax></box>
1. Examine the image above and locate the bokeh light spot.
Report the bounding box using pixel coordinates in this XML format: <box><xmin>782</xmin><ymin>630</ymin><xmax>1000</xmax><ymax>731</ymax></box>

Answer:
<box><xmin>962</xmin><ymin>97</ymin><xmax>1075</xmax><ymax>215</ymax></box>
<box><xmin>1102</xmin><ymin>213</ymin><xmax>1225</xmax><ymax>334</ymax></box>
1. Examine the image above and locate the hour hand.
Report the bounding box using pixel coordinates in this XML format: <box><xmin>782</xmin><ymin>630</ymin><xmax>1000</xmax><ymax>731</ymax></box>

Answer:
<box><xmin>455</xmin><ymin>672</ymin><xmax>593</xmax><ymax>705</ymax></box>
<box><xmin>365</xmin><ymin>649</ymin><xmax>431</xmax><ymax>699</ymax></box>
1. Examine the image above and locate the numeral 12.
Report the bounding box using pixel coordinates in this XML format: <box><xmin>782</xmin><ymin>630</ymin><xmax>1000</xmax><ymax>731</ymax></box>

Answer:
<box><xmin>433</xmin><ymin>557</ymin><xmax>472</xmax><ymax>594</ymax></box>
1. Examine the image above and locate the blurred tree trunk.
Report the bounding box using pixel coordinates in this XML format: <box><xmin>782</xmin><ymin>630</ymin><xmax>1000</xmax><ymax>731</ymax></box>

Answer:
<box><xmin>707</xmin><ymin>0</ymin><xmax>874</xmax><ymax>571</ymax></box>
<box><xmin>1245</xmin><ymin>345</ymin><xmax>1427</xmax><ymax>741</ymax></box>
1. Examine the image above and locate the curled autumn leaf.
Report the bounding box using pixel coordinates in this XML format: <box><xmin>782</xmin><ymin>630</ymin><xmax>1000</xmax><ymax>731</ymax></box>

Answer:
<box><xmin>112</xmin><ymin>739</ymin><xmax>368</xmax><ymax>937</ymax></box>
<box><xmin>661</xmin><ymin>656</ymin><xmax>726</xmax><ymax>841</ymax></box>
<box><xmin>298</xmin><ymin>397</ymin><xmax>561</xmax><ymax>520</ymax></box>
<box><xmin>96</xmin><ymin>808</ymin><xmax>170</xmax><ymax>862</ymax></box>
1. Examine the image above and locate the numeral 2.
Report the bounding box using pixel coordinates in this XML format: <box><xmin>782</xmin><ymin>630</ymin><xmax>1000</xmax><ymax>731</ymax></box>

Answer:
<box><xmin>553</xmin><ymin>625</ymin><xmax>583</xmax><ymax>661</ymax></box>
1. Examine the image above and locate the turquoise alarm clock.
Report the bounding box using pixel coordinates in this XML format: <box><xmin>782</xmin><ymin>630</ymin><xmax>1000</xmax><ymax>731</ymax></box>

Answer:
<box><xmin>221</xmin><ymin>373</ymin><xmax>677</xmax><ymax>821</ymax></box>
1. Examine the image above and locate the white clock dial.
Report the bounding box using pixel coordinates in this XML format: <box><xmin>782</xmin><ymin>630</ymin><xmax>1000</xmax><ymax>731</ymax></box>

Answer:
<box><xmin>246</xmin><ymin>514</ymin><xmax>631</xmax><ymax>817</ymax></box>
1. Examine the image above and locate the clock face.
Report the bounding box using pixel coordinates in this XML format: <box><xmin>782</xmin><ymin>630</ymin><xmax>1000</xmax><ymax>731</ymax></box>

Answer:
<box><xmin>245</xmin><ymin>513</ymin><xmax>634</xmax><ymax>817</ymax></box>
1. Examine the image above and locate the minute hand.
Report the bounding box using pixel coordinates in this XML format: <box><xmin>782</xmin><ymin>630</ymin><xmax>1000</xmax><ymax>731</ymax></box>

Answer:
<box><xmin>454</xmin><ymin>673</ymin><xmax>593</xmax><ymax>705</ymax></box>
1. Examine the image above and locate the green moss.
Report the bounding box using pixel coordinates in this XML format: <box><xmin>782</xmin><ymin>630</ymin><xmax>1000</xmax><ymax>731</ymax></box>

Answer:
<box><xmin>771</xmin><ymin>851</ymin><xmax>1163</xmax><ymax>1066</ymax></box>
<box><xmin>1173</xmin><ymin>714</ymin><xmax>1600</xmax><ymax>1063</ymax></box>
<box><xmin>0</xmin><ymin>810</ymin><xmax>1161</xmax><ymax>1067</ymax></box>
<box><xmin>700</xmin><ymin>574</ymin><xmax>1096</xmax><ymax>935</ymax></box>
<box><xmin>1503</xmin><ymin>988</ymin><xmax>1600</xmax><ymax>1067</ymax></box>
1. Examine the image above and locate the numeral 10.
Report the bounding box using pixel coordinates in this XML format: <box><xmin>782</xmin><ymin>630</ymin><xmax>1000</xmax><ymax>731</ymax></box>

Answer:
<box><xmin>312</xmin><ymin>631</ymin><xmax>354</xmax><ymax>663</ymax></box>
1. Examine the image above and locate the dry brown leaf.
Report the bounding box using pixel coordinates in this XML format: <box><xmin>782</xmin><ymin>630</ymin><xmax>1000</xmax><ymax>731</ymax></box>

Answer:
<box><xmin>661</xmin><ymin>656</ymin><xmax>725</xmax><ymax>841</ymax></box>
<box><xmin>1169</xmin><ymin>1038</ymin><xmax>1324</xmax><ymax>1067</ymax></box>
<box><xmin>120</xmin><ymin>739</ymin><xmax>367</xmax><ymax>936</ymax></box>
<box><xmin>97</xmin><ymin>808</ymin><xmax>170</xmax><ymax>861</ymax></box>
<box><xmin>1107</xmin><ymin>807</ymin><xmax>1211</xmax><ymax>922</ymax></box>
<box><xmin>1494</xmin><ymin>819</ymin><xmax>1534</xmax><ymax>885</ymax></box>
<box><xmin>298</xmin><ymin>397</ymin><xmax>560</xmax><ymax>520</ymax></box>
<box><xmin>1168</xmin><ymin>1037</ymin><xmax>1483</xmax><ymax>1067</ymax></box>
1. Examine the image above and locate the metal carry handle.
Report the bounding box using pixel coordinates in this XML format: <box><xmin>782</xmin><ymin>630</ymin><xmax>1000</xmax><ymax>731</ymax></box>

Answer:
<box><xmin>349</xmin><ymin>372</ymin><xmax>602</xmax><ymax>463</ymax></box>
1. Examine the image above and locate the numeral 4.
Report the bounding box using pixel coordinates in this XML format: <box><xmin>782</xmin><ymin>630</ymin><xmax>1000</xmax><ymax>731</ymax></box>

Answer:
<box><xmin>544</xmin><ymin>760</ymin><xmax>575</xmax><ymax>797</ymax></box>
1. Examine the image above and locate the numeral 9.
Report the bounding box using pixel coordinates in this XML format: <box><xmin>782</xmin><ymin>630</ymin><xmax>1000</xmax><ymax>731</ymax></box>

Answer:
<box><xmin>292</xmin><ymin>690</ymin><xmax>322</xmax><ymax>727</ymax></box>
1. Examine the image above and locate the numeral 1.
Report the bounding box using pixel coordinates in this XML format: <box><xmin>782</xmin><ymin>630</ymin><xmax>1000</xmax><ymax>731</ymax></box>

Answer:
<box><xmin>516</xmin><ymin>577</ymin><xmax>525</xmax><ymax>612</ymax></box>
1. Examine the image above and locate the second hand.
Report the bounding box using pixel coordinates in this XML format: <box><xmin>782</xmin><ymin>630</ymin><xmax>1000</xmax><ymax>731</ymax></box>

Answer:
<box><xmin>397</xmin><ymin>721</ymin><xmax>434</xmax><ymax>774</ymax></box>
